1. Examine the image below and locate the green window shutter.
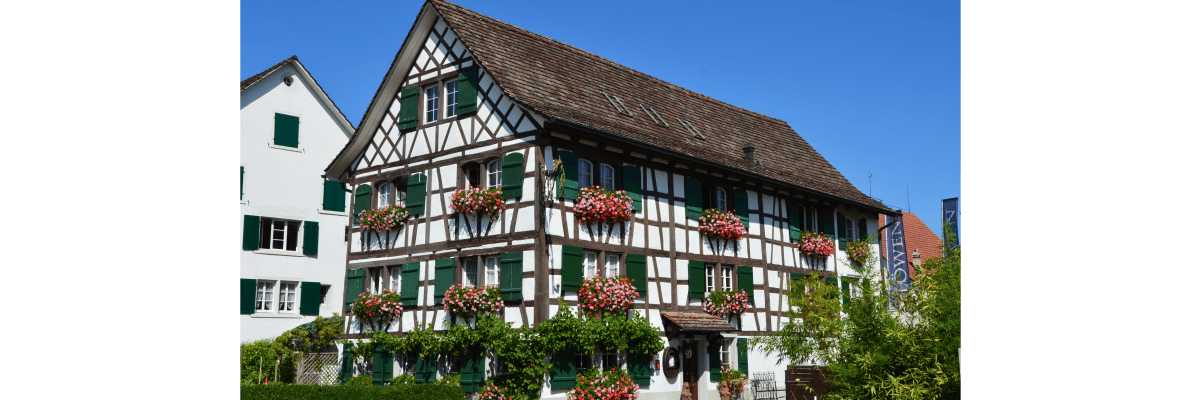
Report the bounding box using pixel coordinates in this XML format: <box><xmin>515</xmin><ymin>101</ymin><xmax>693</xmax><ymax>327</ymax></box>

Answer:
<box><xmin>842</xmin><ymin>279</ymin><xmax>853</xmax><ymax>305</ymax></box>
<box><xmin>434</xmin><ymin>258</ymin><xmax>456</xmax><ymax>305</ymax></box>
<box><xmin>820</xmin><ymin>206</ymin><xmax>835</xmax><ymax>237</ymax></box>
<box><xmin>456</xmin><ymin>69</ymin><xmax>479</xmax><ymax>115</ymax></box>
<box><xmin>273</xmin><ymin>113</ymin><xmax>300</xmax><ymax>148</ymax></box>
<box><xmin>372</xmin><ymin>343</ymin><xmax>388</xmax><ymax>386</ymax></box>
<box><xmin>405</xmin><ymin>174</ymin><xmax>427</xmax><ymax>216</ymax></box>
<box><xmin>302</xmin><ymin>221</ymin><xmax>319</xmax><ymax>255</ymax></box>
<box><xmin>858</xmin><ymin>218</ymin><xmax>868</xmax><ymax>241</ymax></box>
<box><xmin>462</xmin><ymin>346</ymin><xmax>485</xmax><ymax>392</ymax></box>
<box><xmin>240</xmin><ymin>278</ymin><xmax>256</xmax><ymax>314</ymax></box>
<box><xmin>500</xmin><ymin>251</ymin><xmax>524</xmax><ymax>301</ymax></box>
<box><xmin>622</xmin><ymin>165</ymin><xmax>642</xmax><ymax>212</ymax></box>
<box><xmin>398</xmin><ymin>87</ymin><xmax>419</xmax><ymax>130</ymax></box>
<box><xmin>684</xmin><ymin>178</ymin><xmax>702</xmax><ymax>219</ymax></box>
<box><xmin>561</xmin><ymin>245</ymin><xmax>583</xmax><ymax>292</ymax></box>
<box><xmin>400</xmin><ymin>262</ymin><xmax>420</xmax><ymax>307</ymax></box>
<box><xmin>242</xmin><ymin>215</ymin><xmax>260</xmax><ymax>250</ymax></box>
<box><xmin>733</xmin><ymin>190</ymin><xmax>749</xmax><ymax>228</ymax></box>
<box><xmin>788</xmin><ymin>204</ymin><xmax>802</xmax><ymax>241</ymax></box>
<box><xmin>414</xmin><ymin>353</ymin><xmax>437</xmax><ymax>383</ymax></box>
<box><xmin>550</xmin><ymin>348</ymin><xmax>577</xmax><ymax>390</ymax></box>
<box><xmin>709</xmin><ymin>339</ymin><xmax>722</xmax><ymax>382</ymax></box>
<box><xmin>737</xmin><ymin>338</ymin><xmax>749</xmax><ymax>377</ymax></box>
<box><xmin>626</xmin><ymin>254</ymin><xmax>647</xmax><ymax>296</ymax></box>
<box><xmin>345</xmin><ymin>269</ymin><xmax>365</xmax><ymax>313</ymax></box>
<box><xmin>340</xmin><ymin>344</ymin><xmax>354</xmax><ymax>382</ymax></box>
<box><xmin>354</xmin><ymin>184</ymin><xmax>372</xmax><ymax>219</ymax></box>
<box><xmin>300</xmin><ymin>281</ymin><xmax>321</xmax><ymax>316</ymax></box>
<box><xmin>323</xmin><ymin>180</ymin><xmax>345</xmax><ymax>212</ymax></box>
<box><xmin>837</xmin><ymin>213</ymin><xmax>848</xmax><ymax>250</ymax></box>
<box><xmin>502</xmin><ymin>152</ymin><xmax>524</xmax><ymax>199</ymax></box>
<box><xmin>688</xmin><ymin>260</ymin><xmax>705</xmax><ymax>301</ymax></box>
<box><xmin>738</xmin><ymin>266</ymin><xmax>754</xmax><ymax>306</ymax></box>
<box><xmin>629</xmin><ymin>353</ymin><xmax>652</xmax><ymax>386</ymax></box>
<box><xmin>558</xmin><ymin>149</ymin><xmax>578</xmax><ymax>199</ymax></box>
<box><xmin>240</xmin><ymin>166</ymin><xmax>244</xmax><ymax>200</ymax></box>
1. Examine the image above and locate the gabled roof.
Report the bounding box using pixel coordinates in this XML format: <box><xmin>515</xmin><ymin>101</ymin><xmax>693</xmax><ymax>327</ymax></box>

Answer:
<box><xmin>241</xmin><ymin>55</ymin><xmax>356</xmax><ymax>134</ymax></box>
<box><xmin>329</xmin><ymin>0</ymin><xmax>889</xmax><ymax>213</ymax></box>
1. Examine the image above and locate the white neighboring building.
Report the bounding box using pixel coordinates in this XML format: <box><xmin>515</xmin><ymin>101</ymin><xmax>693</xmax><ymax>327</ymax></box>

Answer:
<box><xmin>240</xmin><ymin>56</ymin><xmax>355</xmax><ymax>343</ymax></box>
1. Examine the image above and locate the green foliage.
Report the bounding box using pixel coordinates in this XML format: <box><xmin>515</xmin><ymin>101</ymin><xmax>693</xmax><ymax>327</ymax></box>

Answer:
<box><xmin>749</xmin><ymin>225</ymin><xmax>961</xmax><ymax>400</ymax></box>
<box><xmin>390</xmin><ymin>373</ymin><xmax>416</xmax><ymax>387</ymax></box>
<box><xmin>239</xmin><ymin>383</ymin><xmax>467</xmax><ymax>400</ymax></box>
<box><xmin>241</xmin><ymin>338</ymin><xmax>298</xmax><ymax>384</ymax></box>
<box><xmin>437</xmin><ymin>372</ymin><xmax>461</xmax><ymax>387</ymax></box>
<box><xmin>277</xmin><ymin>314</ymin><xmax>346</xmax><ymax>353</ymax></box>
<box><xmin>348</xmin><ymin>375</ymin><xmax>373</xmax><ymax>387</ymax></box>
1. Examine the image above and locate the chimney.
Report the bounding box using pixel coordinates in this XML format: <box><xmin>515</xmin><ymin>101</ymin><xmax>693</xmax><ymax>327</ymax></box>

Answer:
<box><xmin>743</xmin><ymin>143</ymin><xmax>756</xmax><ymax>163</ymax></box>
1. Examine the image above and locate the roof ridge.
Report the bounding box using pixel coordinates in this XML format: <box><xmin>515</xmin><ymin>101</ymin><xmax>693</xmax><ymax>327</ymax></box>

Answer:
<box><xmin>240</xmin><ymin>55</ymin><xmax>298</xmax><ymax>90</ymax></box>
<box><xmin>430</xmin><ymin>0</ymin><xmax>788</xmax><ymax>125</ymax></box>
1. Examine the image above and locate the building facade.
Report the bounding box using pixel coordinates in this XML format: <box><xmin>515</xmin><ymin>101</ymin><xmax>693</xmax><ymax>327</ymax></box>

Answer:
<box><xmin>241</xmin><ymin>56</ymin><xmax>355</xmax><ymax>342</ymax></box>
<box><xmin>324</xmin><ymin>1</ymin><xmax>897</xmax><ymax>399</ymax></box>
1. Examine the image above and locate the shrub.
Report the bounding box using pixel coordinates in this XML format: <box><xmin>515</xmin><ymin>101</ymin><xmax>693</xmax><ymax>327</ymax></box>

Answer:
<box><xmin>240</xmin><ymin>383</ymin><xmax>467</xmax><ymax>400</ymax></box>
<box><xmin>698</xmin><ymin>209</ymin><xmax>747</xmax><ymax>242</ymax></box>
<box><xmin>348</xmin><ymin>375</ymin><xmax>373</xmax><ymax>387</ymax></box>
<box><xmin>390</xmin><ymin>373</ymin><xmax>416</xmax><ymax>387</ymax></box>
<box><xmin>241</xmin><ymin>339</ymin><xmax>297</xmax><ymax>384</ymax></box>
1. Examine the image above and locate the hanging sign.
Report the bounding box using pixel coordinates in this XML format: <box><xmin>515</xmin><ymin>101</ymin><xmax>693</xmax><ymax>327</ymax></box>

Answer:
<box><xmin>884</xmin><ymin>214</ymin><xmax>911</xmax><ymax>292</ymax></box>
<box><xmin>942</xmin><ymin>197</ymin><xmax>960</xmax><ymax>251</ymax></box>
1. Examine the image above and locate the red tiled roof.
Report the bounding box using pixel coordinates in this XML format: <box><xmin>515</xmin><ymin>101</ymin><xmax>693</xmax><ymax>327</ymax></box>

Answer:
<box><xmin>660</xmin><ymin>311</ymin><xmax>737</xmax><ymax>332</ymax></box>
<box><xmin>429</xmin><ymin>0</ymin><xmax>887</xmax><ymax>211</ymax></box>
<box><xmin>879</xmin><ymin>212</ymin><xmax>943</xmax><ymax>278</ymax></box>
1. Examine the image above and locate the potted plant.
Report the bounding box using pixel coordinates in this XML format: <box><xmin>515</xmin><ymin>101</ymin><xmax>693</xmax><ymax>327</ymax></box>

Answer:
<box><xmin>574</xmin><ymin>186</ymin><xmax>635</xmax><ymax>228</ymax></box>
<box><xmin>357</xmin><ymin>204</ymin><xmax>409</xmax><ymax>232</ymax></box>
<box><xmin>577</xmin><ymin>275</ymin><xmax>638</xmax><ymax>318</ymax></box>
<box><xmin>450</xmin><ymin>185</ymin><xmax>506</xmax><ymax>219</ymax></box>
<box><xmin>703</xmin><ymin>289</ymin><xmax>751</xmax><ymax>319</ymax></box>
<box><xmin>442</xmin><ymin>284</ymin><xmax>503</xmax><ymax>323</ymax></box>
<box><xmin>698</xmin><ymin>209</ymin><xmax>747</xmax><ymax>242</ymax></box>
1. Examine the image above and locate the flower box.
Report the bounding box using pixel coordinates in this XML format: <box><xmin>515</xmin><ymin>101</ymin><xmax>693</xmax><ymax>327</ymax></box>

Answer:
<box><xmin>703</xmin><ymin>289</ymin><xmax>750</xmax><ymax>318</ymax></box>
<box><xmin>578</xmin><ymin>275</ymin><xmax>638</xmax><ymax>317</ymax></box>
<box><xmin>450</xmin><ymin>186</ymin><xmax>506</xmax><ymax>219</ymax></box>
<box><xmin>568</xmin><ymin>368</ymin><xmax>639</xmax><ymax>400</ymax></box>
<box><xmin>575</xmin><ymin>187</ymin><xmax>634</xmax><ymax>226</ymax></box>
<box><xmin>350</xmin><ymin>290</ymin><xmax>403</xmax><ymax>332</ymax></box>
<box><xmin>698</xmin><ymin>209</ymin><xmax>747</xmax><ymax>242</ymax></box>
<box><xmin>796</xmin><ymin>231</ymin><xmax>834</xmax><ymax>257</ymax></box>
<box><xmin>442</xmin><ymin>284</ymin><xmax>503</xmax><ymax>320</ymax></box>
<box><xmin>357</xmin><ymin>205</ymin><xmax>409</xmax><ymax>233</ymax></box>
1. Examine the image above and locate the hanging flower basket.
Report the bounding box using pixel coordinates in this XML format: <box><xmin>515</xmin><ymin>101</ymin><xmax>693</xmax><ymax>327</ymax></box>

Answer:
<box><xmin>350</xmin><ymin>290</ymin><xmax>403</xmax><ymax>332</ymax></box>
<box><xmin>358</xmin><ymin>205</ymin><xmax>409</xmax><ymax>233</ymax></box>
<box><xmin>698</xmin><ymin>209</ymin><xmax>747</xmax><ymax>242</ymax></box>
<box><xmin>703</xmin><ymin>289</ymin><xmax>750</xmax><ymax>317</ymax></box>
<box><xmin>568</xmin><ymin>368</ymin><xmax>639</xmax><ymax>400</ymax></box>
<box><xmin>442</xmin><ymin>284</ymin><xmax>503</xmax><ymax>320</ymax></box>
<box><xmin>578</xmin><ymin>275</ymin><xmax>638</xmax><ymax>317</ymax></box>
<box><xmin>796</xmin><ymin>231</ymin><xmax>834</xmax><ymax>257</ymax></box>
<box><xmin>450</xmin><ymin>186</ymin><xmax>506</xmax><ymax>219</ymax></box>
<box><xmin>575</xmin><ymin>187</ymin><xmax>635</xmax><ymax>226</ymax></box>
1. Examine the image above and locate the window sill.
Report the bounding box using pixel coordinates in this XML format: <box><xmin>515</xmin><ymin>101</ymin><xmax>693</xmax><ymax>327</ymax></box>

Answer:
<box><xmin>253</xmin><ymin>249</ymin><xmax>308</xmax><ymax>257</ymax></box>
<box><xmin>268</xmin><ymin>143</ymin><xmax>304</xmax><ymax>153</ymax></box>
<box><xmin>318</xmin><ymin>209</ymin><xmax>348</xmax><ymax>216</ymax></box>
<box><xmin>249</xmin><ymin>312</ymin><xmax>303</xmax><ymax>319</ymax></box>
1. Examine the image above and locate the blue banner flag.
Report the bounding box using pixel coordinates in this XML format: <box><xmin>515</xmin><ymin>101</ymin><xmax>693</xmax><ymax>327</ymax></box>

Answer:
<box><xmin>884</xmin><ymin>215</ymin><xmax>911</xmax><ymax>292</ymax></box>
<box><xmin>942</xmin><ymin>197</ymin><xmax>959</xmax><ymax>251</ymax></box>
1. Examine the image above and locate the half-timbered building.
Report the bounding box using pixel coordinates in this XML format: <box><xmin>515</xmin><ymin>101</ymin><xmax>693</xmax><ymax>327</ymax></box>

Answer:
<box><xmin>241</xmin><ymin>56</ymin><xmax>354</xmax><ymax>342</ymax></box>
<box><xmin>323</xmin><ymin>1</ymin><xmax>898</xmax><ymax>399</ymax></box>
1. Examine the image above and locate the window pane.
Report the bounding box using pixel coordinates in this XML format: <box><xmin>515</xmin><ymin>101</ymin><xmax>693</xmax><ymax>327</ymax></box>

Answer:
<box><xmin>487</xmin><ymin>160</ymin><xmax>502</xmax><ymax>189</ymax></box>
<box><xmin>599</xmin><ymin>164</ymin><xmax>614</xmax><ymax>190</ymax></box>
<box><xmin>706</xmin><ymin>264</ymin><xmax>715</xmax><ymax>292</ymax></box>
<box><xmin>605</xmin><ymin>255</ymin><xmax>619</xmax><ymax>277</ymax></box>
<box><xmin>286</xmin><ymin>221</ymin><xmax>299</xmax><ymax>251</ymax></box>
<box><xmin>579</xmin><ymin>161</ymin><xmax>592</xmax><ymax>188</ymax></box>
<box><xmin>446</xmin><ymin>80</ymin><xmax>458</xmax><ymax>116</ymax></box>
<box><xmin>583</xmin><ymin>252</ymin><xmax>597</xmax><ymax>279</ymax></box>
<box><xmin>272</xmin><ymin>220</ymin><xmax>286</xmax><ymax>250</ymax></box>
<box><xmin>464</xmin><ymin>260</ymin><xmax>478</xmax><ymax>287</ymax></box>
<box><xmin>465</xmin><ymin>166</ymin><xmax>480</xmax><ymax>188</ymax></box>
<box><xmin>426</xmin><ymin>86</ymin><xmax>439</xmax><ymax>123</ymax></box>
<box><xmin>486</xmin><ymin>257</ymin><xmax>499</xmax><ymax>286</ymax></box>
<box><xmin>260</xmin><ymin>218</ymin><xmax>272</xmax><ymax>249</ymax></box>
<box><xmin>716</xmin><ymin>189</ymin><xmax>727</xmax><ymax>212</ymax></box>
<box><xmin>391</xmin><ymin>268</ymin><xmax>401</xmax><ymax>292</ymax></box>
<box><xmin>723</xmin><ymin>266</ymin><xmax>733</xmax><ymax>291</ymax></box>
<box><xmin>379</xmin><ymin>184</ymin><xmax>392</xmax><ymax>207</ymax></box>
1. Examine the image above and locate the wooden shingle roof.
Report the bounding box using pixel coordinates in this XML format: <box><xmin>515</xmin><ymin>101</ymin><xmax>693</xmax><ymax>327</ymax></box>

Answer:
<box><xmin>430</xmin><ymin>0</ymin><xmax>887</xmax><ymax>211</ymax></box>
<box><xmin>660</xmin><ymin>311</ymin><xmax>737</xmax><ymax>332</ymax></box>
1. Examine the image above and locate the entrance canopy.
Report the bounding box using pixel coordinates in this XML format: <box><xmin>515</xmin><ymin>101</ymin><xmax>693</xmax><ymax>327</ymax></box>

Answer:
<box><xmin>661</xmin><ymin>311</ymin><xmax>737</xmax><ymax>333</ymax></box>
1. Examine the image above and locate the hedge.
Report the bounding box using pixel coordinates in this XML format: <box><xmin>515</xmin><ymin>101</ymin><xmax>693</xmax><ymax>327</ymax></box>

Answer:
<box><xmin>240</xmin><ymin>384</ymin><xmax>466</xmax><ymax>400</ymax></box>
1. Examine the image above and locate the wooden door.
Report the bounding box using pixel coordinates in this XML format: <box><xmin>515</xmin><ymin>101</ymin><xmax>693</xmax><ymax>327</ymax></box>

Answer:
<box><xmin>682</xmin><ymin>337</ymin><xmax>698</xmax><ymax>399</ymax></box>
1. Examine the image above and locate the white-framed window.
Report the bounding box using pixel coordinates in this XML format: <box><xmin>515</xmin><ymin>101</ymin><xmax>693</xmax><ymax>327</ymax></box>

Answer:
<box><xmin>378</xmin><ymin>183</ymin><xmax>394</xmax><ymax>207</ymax></box>
<box><xmin>445</xmin><ymin>80</ymin><xmax>458</xmax><ymax>117</ymax></box>
<box><xmin>719</xmin><ymin>339</ymin><xmax>732</xmax><ymax>368</ymax></box>
<box><xmin>722</xmin><ymin>266</ymin><xmax>733</xmax><ymax>291</ymax></box>
<box><xmin>705</xmin><ymin>263</ymin><xmax>716</xmax><ymax>293</ymax></box>
<box><xmin>464</xmin><ymin>163</ymin><xmax>481</xmax><ymax>187</ymax></box>
<box><xmin>253</xmin><ymin>278</ymin><xmax>297</xmax><ymax>312</ymax></box>
<box><xmin>844</xmin><ymin>216</ymin><xmax>856</xmax><ymax>241</ymax></box>
<box><xmin>806</xmin><ymin>207</ymin><xmax>819</xmax><ymax>232</ymax></box>
<box><xmin>485</xmin><ymin>256</ymin><xmax>500</xmax><ymax>286</ymax></box>
<box><xmin>583</xmin><ymin>251</ymin><xmax>598</xmax><ymax>279</ymax></box>
<box><xmin>716</xmin><ymin>188</ymin><xmax>727</xmax><ymax>212</ymax></box>
<box><xmin>579</xmin><ymin>160</ymin><xmax>593</xmax><ymax>188</ymax></box>
<box><xmin>370</xmin><ymin>268</ymin><xmax>383</xmax><ymax>294</ymax></box>
<box><xmin>487</xmin><ymin>160</ymin><xmax>503</xmax><ymax>189</ymax></box>
<box><xmin>464</xmin><ymin>259</ymin><xmax>479</xmax><ymax>288</ymax></box>
<box><xmin>259</xmin><ymin>217</ymin><xmax>300</xmax><ymax>251</ymax></box>
<box><xmin>320</xmin><ymin>285</ymin><xmax>331</xmax><ymax>305</ymax></box>
<box><xmin>599</xmin><ymin>346</ymin><xmax>620</xmax><ymax>370</ymax></box>
<box><xmin>599</xmin><ymin>164</ymin><xmax>615</xmax><ymax>190</ymax></box>
<box><xmin>390</xmin><ymin>267</ymin><xmax>401</xmax><ymax>292</ymax></box>
<box><xmin>426</xmin><ymin>85</ymin><xmax>440</xmax><ymax>123</ymax></box>
<box><xmin>255</xmin><ymin>281</ymin><xmax>276</xmax><ymax>312</ymax></box>
<box><xmin>605</xmin><ymin>254</ymin><xmax>620</xmax><ymax>278</ymax></box>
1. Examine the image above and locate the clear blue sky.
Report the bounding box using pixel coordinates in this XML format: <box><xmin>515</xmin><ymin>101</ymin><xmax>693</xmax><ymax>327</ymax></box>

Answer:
<box><xmin>242</xmin><ymin>0</ymin><xmax>960</xmax><ymax>235</ymax></box>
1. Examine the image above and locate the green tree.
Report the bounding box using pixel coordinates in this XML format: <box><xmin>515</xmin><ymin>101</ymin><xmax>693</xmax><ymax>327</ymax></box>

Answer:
<box><xmin>750</xmin><ymin>229</ymin><xmax>960</xmax><ymax>400</ymax></box>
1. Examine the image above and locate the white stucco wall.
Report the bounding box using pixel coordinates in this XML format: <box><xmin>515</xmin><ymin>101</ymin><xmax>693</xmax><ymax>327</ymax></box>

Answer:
<box><xmin>240</xmin><ymin>62</ymin><xmax>353</xmax><ymax>343</ymax></box>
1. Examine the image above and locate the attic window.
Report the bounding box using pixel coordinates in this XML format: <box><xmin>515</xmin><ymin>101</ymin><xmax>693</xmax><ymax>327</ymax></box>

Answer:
<box><xmin>602</xmin><ymin>92</ymin><xmax>633</xmax><ymax>116</ymax></box>
<box><xmin>676</xmin><ymin>118</ymin><xmax>706</xmax><ymax>140</ymax></box>
<box><xmin>640</xmin><ymin>105</ymin><xmax>669</xmax><ymax>128</ymax></box>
